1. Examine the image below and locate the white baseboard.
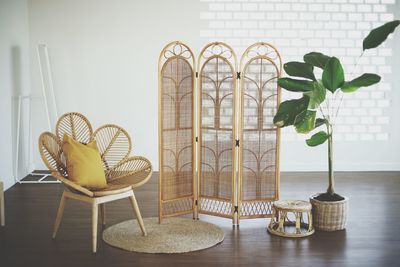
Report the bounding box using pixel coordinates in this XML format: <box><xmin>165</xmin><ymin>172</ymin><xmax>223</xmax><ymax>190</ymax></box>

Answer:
<box><xmin>281</xmin><ymin>162</ymin><xmax>400</xmax><ymax>172</ymax></box>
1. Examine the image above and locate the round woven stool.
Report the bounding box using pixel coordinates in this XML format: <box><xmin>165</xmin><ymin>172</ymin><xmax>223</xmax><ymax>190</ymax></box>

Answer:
<box><xmin>268</xmin><ymin>200</ymin><xmax>314</xmax><ymax>238</ymax></box>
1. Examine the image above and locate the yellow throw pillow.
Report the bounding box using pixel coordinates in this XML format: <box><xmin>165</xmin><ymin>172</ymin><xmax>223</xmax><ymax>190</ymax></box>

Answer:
<box><xmin>62</xmin><ymin>134</ymin><xmax>107</xmax><ymax>190</ymax></box>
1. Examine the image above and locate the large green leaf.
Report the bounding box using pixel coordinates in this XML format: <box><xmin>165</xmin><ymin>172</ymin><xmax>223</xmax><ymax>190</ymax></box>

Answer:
<box><xmin>306</xmin><ymin>131</ymin><xmax>329</xmax><ymax>147</ymax></box>
<box><xmin>278</xmin><ymin>78</ymin><xmax>314</xmax><ymax>92</ymax></box>
<box><xmin>341</xmin><ymin>73</ymin><xmax>381</xmax><ymax>93</ymax></box>
<box><xmin>284</xmin><ymin>61</ymin><xmax>316</xmax><ymax>81</ymax></box>
<box><xmin>315</xmin><ymin>118</ymin><xmax>327</xmax><ymax>128</ymax></box>
<box><xmin>273</xmin><ymin>96</ymin><xmax>309</xmax><ymax>127</ymax></box>
<box><xmin>363</xmin><ymin>20</ymin><xmax>400</xmax><ymax>50</ymax></box>
<box><xmin>322</xmin><ymin>57</ymin><xmax>344</xmax><ymax>93</ymax></box>
<box><xmin>303</xmin><ymin>52</ymin><xmax>331</xmax><ymax>69</ymax></box>
<box><xmin>294</xmin><ymin>110</ymin><xmax>316</xmax><ymax>134</ymax></box>
<box><xmin>304</xmin><ymin>82</ymin><xmax>326</xmax><ymax>109</ymax></box>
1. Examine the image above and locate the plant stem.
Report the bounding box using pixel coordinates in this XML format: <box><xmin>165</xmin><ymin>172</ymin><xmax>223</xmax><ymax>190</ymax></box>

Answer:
<box><xmin>333</xmin><ymin>51</ymin><xmax>365</xmax><ymax>124</ymax></box>
<box><xmin>326</xmin><ymin>122</ymin><xmax>335</xmax><ymax>196</ymax></box>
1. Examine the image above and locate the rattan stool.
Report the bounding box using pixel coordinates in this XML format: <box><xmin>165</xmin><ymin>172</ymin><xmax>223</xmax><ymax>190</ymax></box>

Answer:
<box><xmin>268</xmin><ymin>200</ymin><xmax>314</xmax><ymax>238</ymax></box>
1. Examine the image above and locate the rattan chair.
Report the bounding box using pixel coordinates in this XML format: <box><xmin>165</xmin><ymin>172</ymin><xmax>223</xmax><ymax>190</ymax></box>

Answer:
<box><xmin>39</xmin><ymin>112</ymin><xmax>152</xmax><ymax>252</ymax></box>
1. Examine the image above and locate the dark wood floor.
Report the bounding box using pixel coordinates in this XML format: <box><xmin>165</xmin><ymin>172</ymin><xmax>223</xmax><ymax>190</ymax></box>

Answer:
<box><xmin>1</xmin><ymin>172</ymin><xmax>399</xmax><ymax>267</ymax></box>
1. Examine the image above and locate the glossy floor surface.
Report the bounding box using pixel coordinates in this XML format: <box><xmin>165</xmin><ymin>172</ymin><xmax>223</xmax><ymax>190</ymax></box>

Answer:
<box><xmin>1</xmin><ymin>172</ymin><xmax>399</xmax><ymax>267</ymax></box>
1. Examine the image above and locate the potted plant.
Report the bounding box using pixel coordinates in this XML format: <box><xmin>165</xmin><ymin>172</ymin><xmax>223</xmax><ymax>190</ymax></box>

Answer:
<box><xmin>273</xmin><ymin>20</ymin><xmax>399</xmax><ymax>231</ymax></box>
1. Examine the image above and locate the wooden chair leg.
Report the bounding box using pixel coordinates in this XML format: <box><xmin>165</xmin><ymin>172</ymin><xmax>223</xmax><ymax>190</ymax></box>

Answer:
<box><xmin>92</xmin><ymin>202</ymin><xmax>98</xmax><ymax>253</ymax></box>
<box><xmin>100</xmin><ymin>204</ymin><xmax>106</xmax><ymax>226</ymax></box>
<box><xmin>52</xmin><ymin>192</ymin><xmax>67</xmax><ymax>238</ymax></box>
<box><xmin>129</xmin><ymin>193</ymin><xmax>147</xmax><ymax>236</ymax></box>
<box><xmin>0</xmin><ymin>182</ymin><xmax>4</xmax><ymax>227</ymax></box>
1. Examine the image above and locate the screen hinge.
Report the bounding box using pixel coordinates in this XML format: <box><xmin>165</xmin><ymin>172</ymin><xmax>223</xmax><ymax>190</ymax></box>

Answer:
<box><xmin>195</xmin><ymin>200</ymin><xmax>198</xmax><ymax>206</ymax></box>
<box><xmin>234</xmin><ymin>206</ymin><xmax>238</xmax><ymax>213</ymax></box>
<box><xmin>195</xmin><ymin>136</ymin><xmax>198</xmax><ymax>142</ymax></box>
<box><xmin>195</xmin><ymin>71</ymin><xmax>199</xmax><ymax>78</ymax></box>
<box><xmin>235</xmin><ymin>139</ymin><xmax>240</xmax><ymax>147</ymax></box>
<box><xmin>236</xmin><ymin>72</ymin><xmax>241</xmax><ymax>79</ymax></box>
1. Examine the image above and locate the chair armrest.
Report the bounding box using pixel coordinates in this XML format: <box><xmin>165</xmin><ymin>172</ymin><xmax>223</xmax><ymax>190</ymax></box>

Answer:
<box><xmin>106</xmin><ymin>156</ymin><xmax>152</xmax><ymax>188</ymax></box>
<box><xmin>51</xmin><ymin>172</ymin><xmax>94</xmax><ymax>197</ymax></box>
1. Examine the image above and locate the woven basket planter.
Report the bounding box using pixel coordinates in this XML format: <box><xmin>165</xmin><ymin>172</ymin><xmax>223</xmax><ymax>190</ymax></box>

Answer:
<box><xmin>310</xmin><ymin>194</ymin><xmax>349</xmax><ymax>231</ymax></box>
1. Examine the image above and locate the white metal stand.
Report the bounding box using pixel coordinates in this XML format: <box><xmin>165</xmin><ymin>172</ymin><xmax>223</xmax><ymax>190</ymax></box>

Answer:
<box><xmin>14</xmin><ymin>44</ymin><xmax>60</xmax><ymax>184</ymax></box>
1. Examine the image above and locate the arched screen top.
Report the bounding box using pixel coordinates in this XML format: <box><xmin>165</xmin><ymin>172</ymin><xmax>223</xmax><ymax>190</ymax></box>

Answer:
<box><xmin>198</xmin><ymin>42</ymin><xmax>237</xmax><ymax>72</ymax></box>
<box><xmin>159</xmin><ymin>41</ymin><xmax>195</xmax><ymax>70</ymax></box>
<box><xmin>240</xmin><ymin>42</ymin><xmax>282</xmax><ymax>73</ymax></box>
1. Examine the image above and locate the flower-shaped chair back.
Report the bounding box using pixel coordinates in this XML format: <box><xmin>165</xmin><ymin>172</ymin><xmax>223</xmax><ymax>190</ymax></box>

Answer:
<box><xmin>40</xmin><ymin>112</ymin><xmax>133</xmax><ymax>181</ymax></box>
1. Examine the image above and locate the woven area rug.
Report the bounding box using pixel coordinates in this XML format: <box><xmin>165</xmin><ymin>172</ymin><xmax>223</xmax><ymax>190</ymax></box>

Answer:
<box><xmin>102</xmin><ymin>217</ymin><xmax>224</xmax><ymax>253</ymax></box>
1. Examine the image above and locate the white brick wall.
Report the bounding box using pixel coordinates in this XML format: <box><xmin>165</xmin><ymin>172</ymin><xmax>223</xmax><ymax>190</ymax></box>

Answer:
<box><xmin>200</xmin><ymin>0</ymin><xmax>396</xmax><ymax>142</ymax></box>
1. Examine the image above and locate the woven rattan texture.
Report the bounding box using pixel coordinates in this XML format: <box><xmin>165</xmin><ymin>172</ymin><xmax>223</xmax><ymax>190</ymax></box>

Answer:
<box><xmin>310</xmin><ymin>197</ymin><xmax>348</xmax><ymax>231</ymax></box>
<box><xmin>200</xmin><ymin>56</ymin><xmax>234</xmax><ymax>202</ymax></box>
<box><xmin>38</xmin><ymin>132</ymin><xmax>67</xmax><ymax>176</ymax></box>
<box><xmin>160</xmin><ymin>56</ymin><xmax>194</xmax><ymax>203</ymax></box>
<box><xmin>197</xmin><ymin>43</ymin><xmax>237</xmax><ymax>218</ymax></box>
<box><xmin>94</xmin><ymin>125</ymin><xmax>131</xmax><ymax>171</ymax></box>
<box><xmin>56</xmin><ymin>112</ymin><xmax>93</xmax><ymax>144</ymax></box>
<box><xmin>39</xmin><ymin>112</ymin><xmax>152</xmax><ymax>196</ymax></box>
<box><xmin>159</xmin><ymin>42</ymin><xmax>281</xmax><ymax>223</ymax></box>
<box><xmin>241</xmin><ymin>58</ymin><xmax>279</xmax><ymax>201</ymax></box>
<box><xmin>162</xmin><ymin>198</ymin><xmax>193</xmax><ymax>216</ymax></box>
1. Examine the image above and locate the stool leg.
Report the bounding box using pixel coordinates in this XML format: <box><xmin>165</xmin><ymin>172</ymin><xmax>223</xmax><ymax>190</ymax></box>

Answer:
<box><xmin>269</xmin><ymin>209</ymin><xmax>275</xmax><ymax>228</ymax></box>
<box><xmin>278</xmin><ymin>211</ymin><xmax>286</xmax><ymax>232</ymax></box>
<box><xmin>295</xmin><ymin>212</ymin><xmax>301</xmax><ymax>234</ymax></box>
<box><xmin>275</xmin><ymin>208</ymin><xmax>280</xmax><ymax>223</ymax></box>
<box><xmin>308</xmin><ymin>211</ymin><xmax>313</xmax><ymax>231</ymax></box>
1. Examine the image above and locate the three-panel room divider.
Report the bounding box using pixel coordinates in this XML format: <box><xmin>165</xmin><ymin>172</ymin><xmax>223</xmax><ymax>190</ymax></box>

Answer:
<box><xmin>158</xmin><ymin>41</ymin><xmax>282</xmax><ymax>225</ymax></box>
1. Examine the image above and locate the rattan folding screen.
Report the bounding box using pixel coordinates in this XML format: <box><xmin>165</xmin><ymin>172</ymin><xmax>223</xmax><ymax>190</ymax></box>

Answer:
<box><xmin>159</xmin><ymin>41</ymin><xmax>282</xmax><ymax>225</ymax></box>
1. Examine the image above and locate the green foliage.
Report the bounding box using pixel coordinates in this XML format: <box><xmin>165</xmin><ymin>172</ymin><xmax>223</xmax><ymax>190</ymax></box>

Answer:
<box><xmin>341</xmin><ymin>73</ymin><xmax>381</xmax><ymax>93</ymax></box>
<box><xmin>315</xmin><ymin>118</ymin><xmax>327</xmax><ymax>128</ymax></box>
<box><xmin>278</xmin><ymin>78</ymin><xmax>314</xmax><ymax>92</ymax></box>
<box><xmin>273</xmin><ymin>20</ymin><xmax>399</xmax><ymax>144</ymax></box>
<box><xmin>322</xmin><ymin>57</ymin><xmax>344</xmax><ymax>93</ymax></box>
<box><xmin>294</xmin><ymin>110</ymin><xmax>316</xmax><ymax>134</ymax></box>
<box><xmin>271</xmin><ymin>20</ymin><xmax>398</xmax><ymax>195</ymax></box>
<box><xmin>303</xmin><ymin>52</ymin><xmax>331</xmax><ymax>69</ymax></box>
<box><xmin>284</xmin><ymin>61</ymin><xmax>316</xmax><ymax>81</ymax></box>
<box><xmin>273</xmin><ymin>20</ymin><xmax>399</xmax><ymax>138</ymax></box>
<box><xmin>363</xmin><ymin>20</ymin><xmax>400</xmax><ymax>50</ymax></box>
<box><xmin>304</xmin><ymin>82</ymin><xmax>326</xmax><ymax>109</ymax></box>
<box><xmin>273</xmin><ymin>96</ymin><xmax>309</xmax><ymax>127</ymax></box>
<box><xmin>306</xmin><ymin>131</ymin><xmax>329</xmax><ymax>147</ymax></box>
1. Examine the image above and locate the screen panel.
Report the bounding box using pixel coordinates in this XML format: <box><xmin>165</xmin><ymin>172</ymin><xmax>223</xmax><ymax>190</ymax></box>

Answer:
<box><xmin>239</xmin><ymin>42</ymin><xmax>282</xmax><ymax>219</ymax></box>
<box><xmin>198</xmin><ymin>42</ymin><xmax>237</xmax><ymax>219</ymax></box>
<box><xmin>158</xmin><ymin>42</ymin><xmax>195</xmax><ymax>220</ymax></box>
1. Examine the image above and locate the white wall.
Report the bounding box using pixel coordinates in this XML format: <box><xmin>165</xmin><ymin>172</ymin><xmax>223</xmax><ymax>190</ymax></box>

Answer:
<box><xmin>199</xmin><ymin>0</ymin><xmax>400</xmax><ymax>171</ymax></box>
<box><xmin>28</xmin><ymin>0</ymin><xmax>204</xmax><ymax>171</ymax></box>
<box><xmin>0</xmin><ymin>0</ymin><xmax>30</xmax><ymax>190</ymax></box>
<box><xmin>26</xmin><ymin>0</ymin><xmax>400</xmax><ymax>174</ymax></box>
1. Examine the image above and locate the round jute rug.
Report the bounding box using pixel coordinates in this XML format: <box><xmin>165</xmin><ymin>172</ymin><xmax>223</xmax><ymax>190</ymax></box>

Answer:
<box><xmin>102</xmin><ymin>217</ymin><xmax>224</xmax><ymax>253</ymax></box>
